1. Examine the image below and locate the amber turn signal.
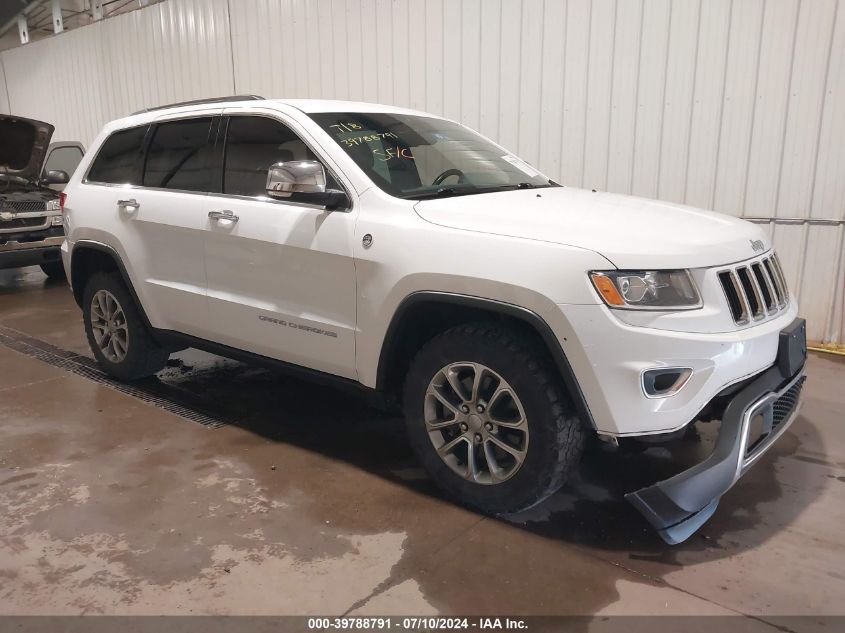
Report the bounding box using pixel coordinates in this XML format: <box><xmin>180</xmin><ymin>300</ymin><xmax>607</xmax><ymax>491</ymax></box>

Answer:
<box><xmin>590</xmin><ymin>273</ymin><xmax>625</xmax><ymax>306</ymax></box>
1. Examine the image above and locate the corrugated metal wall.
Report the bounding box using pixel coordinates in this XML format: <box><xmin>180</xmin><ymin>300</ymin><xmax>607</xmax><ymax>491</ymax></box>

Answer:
<box><xmin>2</xmin><ymin>0</ymin><xmax>843</xmax><ymax>343</ymax></box>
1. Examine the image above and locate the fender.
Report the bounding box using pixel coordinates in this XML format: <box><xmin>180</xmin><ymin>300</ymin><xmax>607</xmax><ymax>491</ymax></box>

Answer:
<box><xmin>70</xmin><ymin>240</ymin><xmax>154</xmax><ymax>330</ymax></box>
<box><xmin>376</xmin><ymin>291</ymin><xmax>597</xmax><ymax>430</ymax></box>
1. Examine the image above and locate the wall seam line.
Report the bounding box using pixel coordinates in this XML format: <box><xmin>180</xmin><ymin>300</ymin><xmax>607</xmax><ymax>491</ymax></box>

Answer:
<box><xmin>225</xmin><ymin>0</ymin><xmax>236</xmax><ymax>93</ymax></box>
<box><xmin>654</xmin><ymin>0</ymin><xmax>672</xmax><ymax>199</ymax></box>
<box><xmin>629</xmin><ymin>0</ymin><xmax>645</xmax><ymax>195</ymax></box>
<box><xmin>682</xmin><ymin>0</ymin><xmax>704</xmax><ymax>204</ymax></box>
<box><xmin>772</xmin><ymin>0</ymin><xmax>802</xmax><ymax>218</ymax></box>
<box><xmin>603</xmin><ymin>0</ymin><xmax>619</xmax><ymax>191</ymax></box>
<box><xmin>740</xmin><ymin>0</ymin><xmax>768</xmax><ymax>218</ymax></box>
<box><xmin>710</xmin><ymin>0</ymin><xmax>735</xmax><ymax>211</ymax></box>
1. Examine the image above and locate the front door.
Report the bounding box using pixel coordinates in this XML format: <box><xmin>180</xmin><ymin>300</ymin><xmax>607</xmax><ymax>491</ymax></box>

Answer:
<box><xmin>42</xmin><ymin>142</ymin><xmax>85</xmax><ymax>190</ymax></box>
<box><xmin>202</xmin><ymin>114</ymin><xmax>357</xmax><ymax>379</ymax></box>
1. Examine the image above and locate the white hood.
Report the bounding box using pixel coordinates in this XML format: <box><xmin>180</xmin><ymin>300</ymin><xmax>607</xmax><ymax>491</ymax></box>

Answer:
<box><xmin>414</xmin><ymin>186</ymin><xmax>770</xmax><ymax>269</ymax></box>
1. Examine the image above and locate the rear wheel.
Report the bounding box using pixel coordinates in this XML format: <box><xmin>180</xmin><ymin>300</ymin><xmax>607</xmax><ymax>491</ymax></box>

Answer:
<box><xmin>82</xmin><ymin>272</ymin><xmax>169</xmax><ymax>380</ymax></box>
<box><xmin>403</xmin><ymin>322</ymin><xmax>584</xmax><ymax>514</ymax></box>
<box><xmin>40</xmin><ymin>261</ymin><xmax>66</xmax><ymax>281</ymax></box>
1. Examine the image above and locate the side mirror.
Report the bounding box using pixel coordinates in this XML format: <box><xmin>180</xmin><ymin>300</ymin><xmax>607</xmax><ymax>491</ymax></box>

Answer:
<box><xmin>266</xmin><ymin>160</ymin><xmax>349</xmax><ymax>209</ymax></box>
<box><xmin>45</xmin><ymin>170</ymin><xmax>69</xmax><ymax>185</ymax></box>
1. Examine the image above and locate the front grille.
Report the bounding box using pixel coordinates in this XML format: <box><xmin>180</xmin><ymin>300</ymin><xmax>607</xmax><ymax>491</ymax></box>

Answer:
<box><xmin>1</xmin><ymin>200</ymin><xmax>48</xmax><ymax>212</ymax></box>
<box><xmin>772</xmin><ymin>375</ymin><xmax>804</xmax><ymax>428</ymax></box>
<box><xmin>0</xmin><ymin>217</ymin><xmax>47</xmax><ymax>231</ymax></box>
<box><xmin>718</xmin><ymin>253</ymin><xmax>789</xmax><ymax>325</ymax></box>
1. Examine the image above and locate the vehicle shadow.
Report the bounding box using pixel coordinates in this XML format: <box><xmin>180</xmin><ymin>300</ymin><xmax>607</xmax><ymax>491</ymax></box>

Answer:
<box><xmin>151</xmin><ymin>351</ymin><xmax>824</xmax><ymax>564</ymax></box>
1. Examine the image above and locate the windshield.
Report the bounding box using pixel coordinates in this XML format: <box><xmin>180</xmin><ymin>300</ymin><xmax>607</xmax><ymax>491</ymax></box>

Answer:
<box><xmin>310</xmin><ymin>112</ymin><xmax>554</xmax><ymax>199</ymax></box>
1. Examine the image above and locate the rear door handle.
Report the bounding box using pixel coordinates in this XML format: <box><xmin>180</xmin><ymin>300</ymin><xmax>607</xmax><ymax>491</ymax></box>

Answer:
<box><xmin>117</xmin><ymin>198</ymin><xmax>139</xmax><ymax>210</ymax></box>
<box><xmin>208</xmin><ymin>210</ymin><xmax>239</xmax><ymax>223</ymax></box>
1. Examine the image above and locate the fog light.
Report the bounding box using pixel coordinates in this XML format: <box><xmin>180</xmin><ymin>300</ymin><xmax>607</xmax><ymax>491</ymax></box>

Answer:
<box><xmin>642</xmin><ymin>368</ymin><xmax>693</xmax><ymax>398</ymax></box>
<box><xmin>51</xmin><ymin>215</ymin><xmax>63</xmax><ymax>226</ymax></box>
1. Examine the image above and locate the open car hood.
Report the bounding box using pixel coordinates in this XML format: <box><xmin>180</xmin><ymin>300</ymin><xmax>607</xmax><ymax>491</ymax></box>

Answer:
<box><xmin>0</xmin><ymin>114</ymin><xmax>55</xmax><ymax>183</ymax></box>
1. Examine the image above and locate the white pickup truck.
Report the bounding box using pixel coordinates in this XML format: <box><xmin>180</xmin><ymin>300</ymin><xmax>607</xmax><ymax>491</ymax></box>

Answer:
<box><xmin>60</xmin><ymin>96</ymin><xmax>807</xmax><ymax>544</ymax></box>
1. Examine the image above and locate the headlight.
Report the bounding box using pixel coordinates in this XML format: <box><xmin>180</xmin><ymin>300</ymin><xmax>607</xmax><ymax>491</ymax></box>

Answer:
<box><xmin>589</xmin><ymin>270</ymin><xmax>701</xmax><ymax>310</ymax></box>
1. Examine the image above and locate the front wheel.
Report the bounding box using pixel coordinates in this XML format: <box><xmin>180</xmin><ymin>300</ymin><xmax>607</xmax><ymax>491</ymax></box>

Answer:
<box><xmin>82</xmin><ymin>272</ymin><xmax>170</xmax><ymax>381</ymax></box>
<box><xmin>40</xmin><ymin>261</ymin><xmax>66</xmax><ymax>281</ymax></box>
<box><xmin>402</xmin><ymin>323</ymin><xmax>584</xmax><ymax>514</ymax></box>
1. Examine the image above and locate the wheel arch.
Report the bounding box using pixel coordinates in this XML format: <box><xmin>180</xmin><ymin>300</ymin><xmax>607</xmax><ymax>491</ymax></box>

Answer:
<box><xmin>375</xmin><ymin>292</ymin><xmax>596</xmax><ymax>430</ymax></box>
<box><xmin>70</xmin><ymin>240</ymin><xmax>153</xmax><ymax>329</ymax></box>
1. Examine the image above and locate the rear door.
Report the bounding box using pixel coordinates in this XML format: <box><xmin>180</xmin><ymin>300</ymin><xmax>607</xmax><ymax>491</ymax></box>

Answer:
<box><xmin>81</xmin><ymin>113</ymin><xmax>220</xmax><ymax>337</ymax></box>
<box><xmin>201</xmin><ymin>111</ymin><xmax>358</xmax><ymax>378</ymax></box>
<box><xmin>125</xmin><ymin>113</ymin><xmax>219</xmax><ymax>337</ymax></box>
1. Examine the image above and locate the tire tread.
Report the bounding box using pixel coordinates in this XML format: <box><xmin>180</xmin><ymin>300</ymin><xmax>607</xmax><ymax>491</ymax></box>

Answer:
<box><xmin>403</xmin><ymin>321</ymin><xmax>585</xmax><ymax>514</ymax></box>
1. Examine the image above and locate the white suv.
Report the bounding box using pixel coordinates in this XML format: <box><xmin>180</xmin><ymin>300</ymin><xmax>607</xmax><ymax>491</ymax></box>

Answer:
<box><xmin>61</xmin><ymin>96</ymin><xmax>807</xmax><ymax>544</ymax></box>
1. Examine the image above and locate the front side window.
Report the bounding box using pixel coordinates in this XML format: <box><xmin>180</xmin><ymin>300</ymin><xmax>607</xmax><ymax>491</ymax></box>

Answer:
<box><xmin>87</xmin><ymin>126</ymin><xmax>148</xmax><ymax>185</ymax></box>
<box><xmin>142</xmin><ymin>118</ymin><xmax>213</xmax><ymax>191</ymax></box>
<box><xmin>309</xmin><ymin>112</ymin><xmax>553</xmax><ymax>199</ymax></box>
<box><xmin>223</xmin><ymin>116</ymin><xmax>327</xmax><ymax>198</ymax></box>
<box><xmin>44</xmin><ymin>145</ymin><xmax>84</xmax><ymax>178</ymax></box>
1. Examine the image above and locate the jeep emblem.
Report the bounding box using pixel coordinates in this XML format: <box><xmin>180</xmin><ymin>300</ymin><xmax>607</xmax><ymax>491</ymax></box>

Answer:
<box><xmin>750</xmin><ymin>239</ymin><xmax>765</xmax><ymax>253</ymax></box>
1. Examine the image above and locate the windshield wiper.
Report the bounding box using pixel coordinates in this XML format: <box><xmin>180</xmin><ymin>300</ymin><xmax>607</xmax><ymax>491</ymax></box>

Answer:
<box><xmin>403</xmin><ymin>186</ymin><xmax>476</xmax><ymax>200</ymax></box>
<box><xmin>404</xmin><ymin>181</ymin><xmax>555</xmax><ymax>201</ymax></box>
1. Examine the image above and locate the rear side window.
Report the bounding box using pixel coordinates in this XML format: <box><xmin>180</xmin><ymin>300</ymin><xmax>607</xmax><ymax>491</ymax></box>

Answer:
<box><xmin>87</xmin><ymin>126</ymin><xmax>147</xmax><ymax>184</ymax></box>
<box><xmin>142</xmin><ymin>118</ymin><xmax>213</xmax><ymax>191</ymax></box>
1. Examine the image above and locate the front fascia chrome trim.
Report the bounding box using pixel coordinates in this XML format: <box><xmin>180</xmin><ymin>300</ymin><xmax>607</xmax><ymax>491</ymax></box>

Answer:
<box><xmin>734</xmin><ymin>369</ymin><xmax>805</xmax><ymax>480</ymax></box>
<box><xmin>640</xmin><ymin>366</ymin><xmax>694</xmax><ymax>399</ymax></box>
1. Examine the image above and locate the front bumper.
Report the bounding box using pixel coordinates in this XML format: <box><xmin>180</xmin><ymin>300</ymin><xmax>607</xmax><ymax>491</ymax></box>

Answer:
<box><xmin>0</xmin><ymin>235</ymin><xmax>64</xmax><ymax>269</ymax></box>
<box><xmin>554</xmin><ymin>301</ymin><xmax>801</xmax><ymax>435</ymax></box>
<box><xmin>625</xmin><ymin>318</ymin><xmax>807</xmax><ymax>544</ymax></box>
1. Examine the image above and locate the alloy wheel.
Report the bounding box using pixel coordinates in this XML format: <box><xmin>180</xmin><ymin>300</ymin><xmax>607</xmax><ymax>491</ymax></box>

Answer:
<box><xmin>424</xmin><ymin>362</ymin><xmax>529</xmax><ymax>484</ymax></box>
<box><xmin>90</xmin><ymin>289</ymin><xmax>129</xmax><ymax>363</ymax></box>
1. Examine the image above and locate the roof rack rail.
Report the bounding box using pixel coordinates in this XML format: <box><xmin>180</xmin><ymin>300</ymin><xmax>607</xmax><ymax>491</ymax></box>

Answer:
<box><xmin>131</xmin><ymin>95</ymin><xmax>265</xmax><ymax>116</ymax></box>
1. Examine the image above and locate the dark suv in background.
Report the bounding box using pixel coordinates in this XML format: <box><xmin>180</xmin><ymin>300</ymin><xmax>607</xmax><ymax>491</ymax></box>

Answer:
<box><xmin>0</xmin><ymin>114</ymin><xmax>84</xmax><ymax>280</ymax></box>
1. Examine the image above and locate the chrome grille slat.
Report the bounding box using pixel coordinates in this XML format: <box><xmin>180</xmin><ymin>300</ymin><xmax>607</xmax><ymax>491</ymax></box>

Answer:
<box><xmin>764</xmin><ymin>258</ymin><xmax>785</xmax><ymax>305</ymax></box>
<box><xmin>772</xmin><ymin>255</ymin><xmax>789</xmax><ymax>305</ymax></box>
<box><xmin>751</xmin><ymin>262</ymin><xmax>775</xmax><ymax>313</ymax></box>
<box><xmin>729</xmin><ymin>271</ymin><xmax>751</xmax><ymax>324</ymax></box>
<box><xmin>718</xmin><ymin>252</ymin><xmax>789</xmax><ymax>325</ymax></box>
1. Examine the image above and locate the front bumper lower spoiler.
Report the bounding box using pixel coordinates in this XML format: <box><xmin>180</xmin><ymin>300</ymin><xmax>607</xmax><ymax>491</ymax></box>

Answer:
<box><xmin>626</xmin><ymin>318</ymin><xmax>807</xmax><ymax>544</ymax></box>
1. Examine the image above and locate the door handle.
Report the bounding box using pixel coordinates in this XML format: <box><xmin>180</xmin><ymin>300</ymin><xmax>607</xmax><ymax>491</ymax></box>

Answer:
<box><xmin>208</xmin><ymin>210</ymin><xmax>239</xmax><ymax>223</ymax></box>
<box><xmin>117</xmin><ymin>198</ymin><xmax>139</xmax><ymax>210</ymax></box>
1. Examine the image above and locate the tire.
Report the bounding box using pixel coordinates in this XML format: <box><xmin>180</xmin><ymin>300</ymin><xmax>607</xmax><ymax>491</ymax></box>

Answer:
<box><xmin>40</xmin><ymin>261</ymin><xmax>66</xmax><ymax>281</ymax></box>
<box><xmin>402</xmin><ymin>322</ymin><xmax>584</xmax><ymax>514</ymax></box>
<box><xmin>82</xmin><ymin>271</ymin><xmax>169</xmax><ymax>380</ymax></box>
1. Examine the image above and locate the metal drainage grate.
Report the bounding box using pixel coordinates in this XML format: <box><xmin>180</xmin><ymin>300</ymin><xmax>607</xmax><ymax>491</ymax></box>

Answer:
<box><xmin>0</xmin><ymin>325</ymin><xmax>228</xmax><ymax>429</ymax></box>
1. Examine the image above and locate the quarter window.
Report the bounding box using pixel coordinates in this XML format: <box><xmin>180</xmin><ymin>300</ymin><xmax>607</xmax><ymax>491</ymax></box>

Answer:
<box><xmin>143</xmin><ymin>118</ymin><xmax>213</xmax><ymax>191</ymax></box>
<box><xmin>87</xmin><ymin>126</ymin><xmax>147</xmax><ymax>185</ymax></box>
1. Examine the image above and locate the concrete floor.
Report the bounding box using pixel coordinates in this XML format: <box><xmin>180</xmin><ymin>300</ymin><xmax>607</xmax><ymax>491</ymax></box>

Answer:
<box><xmin>0</xmin><ymin>266</ymin><xmax>843</xmax><ymax>622</ymax></box>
